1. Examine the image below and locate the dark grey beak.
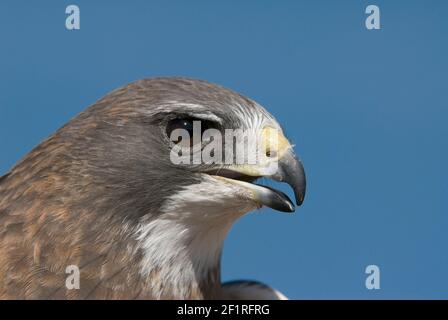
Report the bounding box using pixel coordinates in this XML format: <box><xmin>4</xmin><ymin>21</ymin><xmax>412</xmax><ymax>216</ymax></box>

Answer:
<box><xmin>272</xmin><ymin>149</ymin><xmax>307</xmax><ymax>206</ymax></box>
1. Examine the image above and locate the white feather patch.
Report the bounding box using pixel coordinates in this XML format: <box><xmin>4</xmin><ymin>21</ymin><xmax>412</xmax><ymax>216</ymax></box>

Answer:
<box><xmin>136</xmin><ymin>175</ymin><xmax>257</xmax><ymax>298</ymax></box>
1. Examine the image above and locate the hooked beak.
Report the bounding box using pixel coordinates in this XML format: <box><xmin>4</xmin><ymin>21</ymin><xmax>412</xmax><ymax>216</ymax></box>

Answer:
<box><xmin>208</xmin><ymin>127</ymin><xmax>306</xmax><ymax>213</ymax></box>
<box><xmin>271</xmin><ymin>149</ymin><xmax>306</xmax><ymax>206</ymax></box>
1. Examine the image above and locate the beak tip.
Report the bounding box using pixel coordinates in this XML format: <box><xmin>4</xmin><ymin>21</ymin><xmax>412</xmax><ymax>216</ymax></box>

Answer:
<box><xmin>277</xmin><ymin>150</ymin><xmax>306</xmax><ymax>209</ymax></box>
<box><xmin>279</xmin><ymin>203</ymin><xmax>295</xmax><ymax>213</ymax></box>
<box><xmin>296</xmin><ymin>195</ymin><xmax>305</xmax><ymax>206</ymax></box>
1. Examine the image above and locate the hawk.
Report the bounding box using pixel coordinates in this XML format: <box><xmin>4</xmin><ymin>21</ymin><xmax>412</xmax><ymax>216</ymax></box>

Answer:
<box><xmin>0</xmin><ymin>78</ymin><xmax>306</xmax><ymax>299</ymax></box>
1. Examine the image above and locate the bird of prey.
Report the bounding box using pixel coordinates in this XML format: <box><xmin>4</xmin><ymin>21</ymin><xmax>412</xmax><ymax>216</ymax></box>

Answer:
<box><xmin>0</xmin><ymin>77</ymin><xmax>306</xmax><ymax>299</ymax></box>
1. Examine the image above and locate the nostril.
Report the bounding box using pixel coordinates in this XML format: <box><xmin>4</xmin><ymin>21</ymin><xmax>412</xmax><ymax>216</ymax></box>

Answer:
<box><xmin>266</xmin><ymin>150</ymin><xmax>277</xmax><ymax>158</ymax></box>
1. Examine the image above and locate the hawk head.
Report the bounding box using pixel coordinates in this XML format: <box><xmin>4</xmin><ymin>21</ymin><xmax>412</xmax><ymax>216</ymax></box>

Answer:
<box><xmin>0</xmin><ymin>77</ymin><xmax>305</xmax><ymax>299</ymax></box>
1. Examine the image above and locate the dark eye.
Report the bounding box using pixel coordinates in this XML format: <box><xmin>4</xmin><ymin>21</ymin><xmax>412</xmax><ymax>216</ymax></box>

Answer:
<box><xmin>166</xmin><ymin>118</ymin><xmax>195</xmax><ymax>138</ymax></box>
<box><xmin>166</xmin><ymin>117</ymin><xmax>218</xmax><ymax>147</ymax></box>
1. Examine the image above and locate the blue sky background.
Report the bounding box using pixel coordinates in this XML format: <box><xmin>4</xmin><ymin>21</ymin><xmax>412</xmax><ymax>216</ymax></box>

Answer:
<box><xmin>0</xmin><ymin>1</ymin><xmax>447</xmax><ymax>299</ymax></box>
